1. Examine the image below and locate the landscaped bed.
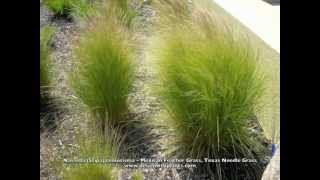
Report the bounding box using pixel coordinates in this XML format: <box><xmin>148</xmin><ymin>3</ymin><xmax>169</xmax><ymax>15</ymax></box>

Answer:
<box><xmin>40</xmin><ymin>0</ymin><xmax>279</xmax><ymax>179</ymax></box>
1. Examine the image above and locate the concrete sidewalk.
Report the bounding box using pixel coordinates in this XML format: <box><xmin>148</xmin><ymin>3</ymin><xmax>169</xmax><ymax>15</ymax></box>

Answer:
<box><xmin>262</xmin><ymin>148</ymin><xmax>280</xmax><ymax>180</ymax></box>
<box><xmin>214</xmin><ymin>0</ymin><xmax>280</xmax><ymax>53</ymax></box>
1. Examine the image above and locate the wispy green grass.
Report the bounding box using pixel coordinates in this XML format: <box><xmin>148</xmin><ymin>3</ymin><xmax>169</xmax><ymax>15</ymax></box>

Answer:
<box><xmin>61</xmin><ymin>129</ymin><xmax>121</xmax><ymax>180</ymax></box>
<box><xmin>112</xmin><ymin>0</ymin><xmax>130</xmax><ymax>12</ymax></box>
<box><xmin>152</xmin><ymin>0</ymin><xmax>191</xmax><ymax>26</ymax></box>
<box><xmin>72</xmin><ymin>0</ymin><xmax>138</xmax><ymax>26</ymax></box>
<box><xmin>190</xmin><ymin>0</ymin><xmax>280</xmax><ymax>143</ymax></box>
<box><xmin>70</xmin><ymin>14</ymin><xmax>135</xmax><ymax>132</ymax></box>
<box><xmin>210</xmin><ymin>1</ymin><xmax>280</xmax><ymax>143</ymax></box>
<box><xmin>43</xmin><ymin>0</ymin><xmax>75</xmax><ymax>16</ymax></box>
<box><xmin>43</xmin><ymin>0</ymin><xmax>94</xmax><ymax>19</ymax></box>
<box><xmin>152</xmin><ymin>6</ymin><xmax>266</xmax><ymax>178</ymax></box>
<box><xmin>106</xmin><ymin>0</ymin><xmax>138</xmax><ymax>28</ymax></box>
<box><xmin>63</xmin><ymin>165</ymin><xmax>115</xmax><ymax>180</ymax></box>
<box><xmin>67</xmin><ymin>0</ymin><xmax>139</xmax><ymax>28</ymax></box>
<box><xmin>70</xmin><ymin>0</ymin><xmax>97</xmax><ymax>20</ymax></box>
<box><xmin>40</xmin><ymin>26</ymin><xmax>55</xmax><ymax>97</ymax></box>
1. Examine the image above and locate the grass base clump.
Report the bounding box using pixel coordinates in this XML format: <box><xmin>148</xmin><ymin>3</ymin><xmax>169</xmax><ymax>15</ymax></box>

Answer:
<box><xmin>60</xmin><ymin>128</ymin><xmax>121</xmax><ymax>180</ymax></box>
<box><xmin>43</xmin><ymin>0</ymin><xmax>75</xmax><ymax>17</ymax></box>
<box><xmin>70</xmin><ymin>14</ymin><xmax>135</xmax><ymax>133</ymax></box>
<box><xmin>43</xmin><ymin>0</ymin><xmax>94</xmax><ymax>19</ymax></box>
<box><xmin>152</xmin><ymin>5</ymin><xmax>266</xmax><ymax>179</ymax></box>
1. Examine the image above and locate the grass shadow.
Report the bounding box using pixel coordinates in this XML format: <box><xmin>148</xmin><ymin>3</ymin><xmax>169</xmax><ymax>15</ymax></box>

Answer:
<box><xmin>51</xmin><ymin>13</ymin><xmax>74</xmax><ymax>22</ymax></box>
<box><xmin>176</xmin><ymin>117</ymin><xmax>272</xmax><ymax>180</ymax></box>
<box><xmin>118</xmin><ymin>112</ymin><xmax>162</xmax><ymax>159</ymax></box>
<box><xmin>40</xmin><ymin>96</ymin><xmax>64</xmax><ymax>133</ymax></box>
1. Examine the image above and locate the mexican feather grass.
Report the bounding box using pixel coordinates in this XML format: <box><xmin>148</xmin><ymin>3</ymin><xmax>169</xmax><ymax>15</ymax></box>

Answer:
<box><xmin>70</xmin><ymin>11</ymin><xmax>135</xmax><ymax>133</ymax></box>
<box><xmin>151</xmin><ymin>2</ymin><xmax>266</xmax><ymax>179</ymax></box>
<box><xmin>61</xmin><ymin>127</ymin><xmax>122</xmax><ymax>180</ymax></box>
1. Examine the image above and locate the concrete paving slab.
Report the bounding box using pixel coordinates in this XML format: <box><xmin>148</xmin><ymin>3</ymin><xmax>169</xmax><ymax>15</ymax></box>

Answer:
<box><xmin>214</xmin><ymin>0</ymin><xmax>280</xmax><ymax>53</ymax></box>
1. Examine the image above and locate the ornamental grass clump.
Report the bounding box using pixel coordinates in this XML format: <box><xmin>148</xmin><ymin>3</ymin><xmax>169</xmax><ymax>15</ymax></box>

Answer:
<box><xmin>70</xmin><ymin>13</ymin><xmax>135</xmax><ymax>133</ymax></box>
<box><xmin>105</xmin><ymin>0</ymin><xmax>138</xmax><ymax>28</ymax></box>
<box><xmin>70</xmin><ymin>0</ymin><xmax>97</xmax><ymax>20</ymax></box>
<box><xmin>43</xmin><ymin>0</ymin><xmax>94</xmax><ymax>18</ymax></box>
<box><xmin>43</xmin><ymin>0</ymin><xmax>75</xmax><ymax>16</ymax></box>
<box><xmin>153</xmin><ymin>6</ymin><xmax>266</xmax><ymax>179</ymax></box>
<box><xmin>61</xmin><ymin>130</ymin><xmax>121</xmax><ymax>180</ymax></box>
<box><xmin>71</xmin><ymin>0</ymin><xmax>138</xmax><ymax>28</ymax></box>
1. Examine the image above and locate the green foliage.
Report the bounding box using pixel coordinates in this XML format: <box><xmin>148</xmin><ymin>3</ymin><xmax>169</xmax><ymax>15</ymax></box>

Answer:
<box><xmin>154</xmin><ymin>8</ymin><xmax>265</xmax><ymax>163</ymax></box>
<box><xmin>63</xmin><ymin>165</ymin><xmax>115</xmax><ymax>180</ymax></box>
<box><xmin>152</xmin><ymin>0</ymin><xmax>191</xmax><ymax>26</ymax></box>
<box><xmin>132</xmin><ymin>170</ymin><xmax>144</xmax><ymax>180</ymax></box>
<box><xmin>109</xmin><ymin>0</ymin><xmax>138</xmax><ymax>28</ymax></box>
<box><xmin>70</xmin><ymin>0</ymin><xmax>97</xmax><ymax>20</ymax></box>
<box><xmin>70</xmin><ymin>16</ymin><xmax>135</xmax><ymax>132</ymax></box>
<box><xmin>61</xmin><ymin>131</ymin><xmax>120</xmax><ymax>180</ymax></box>
<box><xmin>66</xmin><ymin>0</ymin><xmax>138</xmax><ymax>27</ymax></box>
<box><xmin>43</xmin><ymin>0</ymin><xmax>75</xmax><ymax>16</ymax></box>
<box><xmin>40</xmin><ymin>26</ymin><xmax>55</xmax><ymax>91</ymax></box>
<box><xmin>43</xmin><ymin>0</ymin><xmax>94</xmax><ymax>18</ymax></box>
<box><xmin>114</xmin><ymin>0</ymin><xmax>130</xmax><ymax>11</ymax></box>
